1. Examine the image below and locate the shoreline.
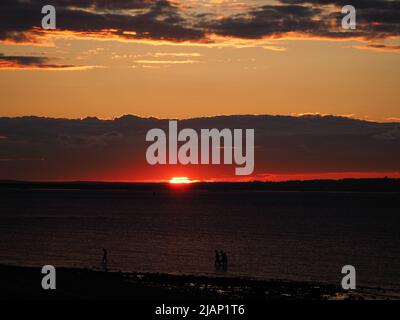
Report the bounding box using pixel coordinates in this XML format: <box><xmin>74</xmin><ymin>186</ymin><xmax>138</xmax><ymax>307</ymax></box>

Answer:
<box><xmin>1</xmin><ymin>264</ymin><xmax>398</xmax><ymax>300</ymax></box>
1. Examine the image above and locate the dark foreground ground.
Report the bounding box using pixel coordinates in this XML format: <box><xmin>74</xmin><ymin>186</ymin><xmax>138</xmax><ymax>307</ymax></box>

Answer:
<box><xmin>0</xmin><ymin>265</ymin><xmax>398</xmax><ymax>300</ymax></box>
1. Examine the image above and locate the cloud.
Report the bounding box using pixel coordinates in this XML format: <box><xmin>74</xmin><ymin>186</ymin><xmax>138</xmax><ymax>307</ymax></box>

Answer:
<box><xmin>134</xmin><ymin>59</ymin><xmax>200</xmax><ymax>64</ymax></box>
<box><xmin>353</xmin><ymin>44</ymin><xmax>400</xmax><ymax>53</ymax></box>
<box><xmin>203</xmin><ymin>4</ymin><xmax>324</xmax><ymax>39</ymax></box>
<box><xmin>0</xmin><ymin>0</ymin><xmax>205</xmax><ymax>44</ymax></box>
<box><xmin>0</xmin><ymin>0</ymin><xmax>399</xmax><ymax>47</ymax></box>
<box><xmin>0</xmin><ymin>114</ymin><xmax>399</xmax><ymax>181</ymax></box>
<box><xmin>373</xmin><ymin>127</ymin><xmax>400</xmax><ymax>140</ymax></box>
<box><xmin>0</xmin><ymin>53</ymin><xmax>101</xmax><ymax>70</ymax></box>
<box><xmin>205</xmin><ymin>1</ymin><xmax>400</xmax><ymax>41</ymax></box>
<box><xmin>153</xmin><ymin>53</ymin><xmax>202</xmax><ymax>57</ymax></box>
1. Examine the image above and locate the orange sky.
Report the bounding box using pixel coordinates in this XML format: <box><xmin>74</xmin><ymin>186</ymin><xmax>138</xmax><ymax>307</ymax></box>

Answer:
<box><xmin>0</xmin><ymin>0</ymin><xmax>399</xmax><ymax>121</ymax></box>
<box><xmin>0</xmin><ymin>38</ymin><xmax>399</xmax><ymax>121</ymax></box>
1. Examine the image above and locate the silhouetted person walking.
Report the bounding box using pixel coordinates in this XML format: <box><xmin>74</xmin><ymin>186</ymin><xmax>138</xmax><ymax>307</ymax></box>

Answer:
<box><xmin>102</xmin><ymin>247</ymin><xmax>108</xmax><ymax>271</ymax></box>
<box><xmin>220</xmin><ymin>250</ymin><xmax>228</xmax><ymax>271</ymax></box>
<box><xmin>223</xmin><ymin>251</ymin><xmax>228</xmax><ymax>270</ymax></box>
<box><xmin>214</xmin><ymin>250</ymin><xmax>221</xmax><ymax>268</ymax></box>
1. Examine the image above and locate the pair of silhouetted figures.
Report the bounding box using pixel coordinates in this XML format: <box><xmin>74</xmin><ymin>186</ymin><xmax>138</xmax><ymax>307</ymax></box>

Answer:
<box><xmin>101</xmin><ymin>248</ymin><xmax>227</xmax><ymax>273</ymax></box>
<box><xmin>214</xmin><ymin>250</ymin><xmax>228</xmax><ymax>271</ymax></box>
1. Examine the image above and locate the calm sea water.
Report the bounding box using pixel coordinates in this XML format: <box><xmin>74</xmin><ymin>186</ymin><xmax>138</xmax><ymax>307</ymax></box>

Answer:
<box><xmin>0</xmin><ymin>187</ymin><xmax>399</xmax><ymax>289</ymax></box>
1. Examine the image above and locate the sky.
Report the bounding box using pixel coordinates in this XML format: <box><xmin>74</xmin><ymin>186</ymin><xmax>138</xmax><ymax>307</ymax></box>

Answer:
<box><xmin>0</xmin><ymin>0</ymin><xmax>399</xmax><ymax>121</ymax></box>
<box><xmin>0</xmin><ymin>0</ymin><xmax>399</xmax><ymax>181</ymax></box>
<box><xmin>1</xmin><ymin>115</ymin><xmax>400</xmax><ymax>182</ymax></box>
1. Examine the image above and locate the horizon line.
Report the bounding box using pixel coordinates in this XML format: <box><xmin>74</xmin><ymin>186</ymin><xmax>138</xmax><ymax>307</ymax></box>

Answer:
<box><xmin>1</xmin><ymin>177</ymin><xmax>398</xmax><ymax>184</ymax></box>
<box><xmin>1</xmin><ymin>113</ymin><xmax>400</xmax><ymax>124</ymax></box>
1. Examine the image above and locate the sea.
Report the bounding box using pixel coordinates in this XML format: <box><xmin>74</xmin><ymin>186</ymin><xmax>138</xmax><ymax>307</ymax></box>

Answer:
<box><xmin>0</xmin><ymin>185</ymin><xmax>399</xmax><ymax>289</ymax></box>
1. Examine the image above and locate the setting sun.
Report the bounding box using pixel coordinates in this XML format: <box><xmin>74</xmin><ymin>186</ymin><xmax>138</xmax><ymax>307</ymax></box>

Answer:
<box><xmin>169</xmin><ymin>177</ymin><xmax>195</xmax><ymax>184</ymax></box>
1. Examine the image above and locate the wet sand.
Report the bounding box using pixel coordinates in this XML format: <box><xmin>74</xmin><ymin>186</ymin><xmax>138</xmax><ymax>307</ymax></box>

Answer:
<box><xmin>1</xmin><ymin>264</ymin><xmax>397</xmax><ymax>300</ymax></box>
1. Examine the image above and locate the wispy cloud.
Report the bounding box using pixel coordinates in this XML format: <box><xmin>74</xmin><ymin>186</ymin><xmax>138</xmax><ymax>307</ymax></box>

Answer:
<box><xmin>0</xmin><ymin>53</ymin><xmax>103</xmax><ymax>70</ymax></box>
<box><xmin>153</xmin><ymin>52</ymin><xmax>202</xmax><ymax>57</ymax></box>
<box><xmin>134</xmin><ymin>59</ymin><xmax>200</xmax><ymax>64</ymax></box>
<box><xmin>353</xmin><ymin>44</ymin><xmax>400</xmax><ymax>53</ymax></box>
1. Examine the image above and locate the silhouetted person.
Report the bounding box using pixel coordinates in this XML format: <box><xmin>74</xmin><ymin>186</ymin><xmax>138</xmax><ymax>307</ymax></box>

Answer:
<box><xmin>219</xmin><ymin>250</ymin><xmax>224</xmax><ymax>270</ymax></box>
<box><xmin>214</xmin><ymin>250</ymin><xmax>221</xmax><ymax>268</ymax></box>
<box><xmin>220</xmin><ymin>250</ymin><xmax>228</xmax><ymax>271</ymax></box>
<box><xmin>102</xmin><ymin>247</ymin><xmax>108</xmax><ymax>271</ymax></box>
<box><xmin>223</xmin><ymin>251</ymin><xmax>228</xmax><ymax>270</ymax></box>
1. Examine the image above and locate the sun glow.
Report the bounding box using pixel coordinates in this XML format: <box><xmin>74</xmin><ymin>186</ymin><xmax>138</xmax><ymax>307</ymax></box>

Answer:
<box><xmin>169</xmin><ymin>177</ymin><xmax>195</xmax><ymax>184</ymax></box>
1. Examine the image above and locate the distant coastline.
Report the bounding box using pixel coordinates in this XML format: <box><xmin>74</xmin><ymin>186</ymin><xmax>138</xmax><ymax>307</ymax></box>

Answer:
<box><xmin>1</xmin><ymin>178</ymin><xmax>400</xmax><ymax>192</ymax></box>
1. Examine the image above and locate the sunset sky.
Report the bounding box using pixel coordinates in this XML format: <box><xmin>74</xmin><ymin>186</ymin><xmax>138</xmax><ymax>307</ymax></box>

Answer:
<box><xmin>0</xmin><ymin>0</ymin><xmax>399</xmax><ymax>181</ymax></box>
<box><xmin>0</xmin><ymin>0</ymin><xmax>399</xmax><ymax>121</ymax></box>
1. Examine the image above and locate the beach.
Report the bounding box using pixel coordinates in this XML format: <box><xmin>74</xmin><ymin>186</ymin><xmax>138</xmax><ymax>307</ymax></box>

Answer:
<box><xmin>1</xmin><ymin>264</ymin><xmax>399</xmax><ymax>300</ymax></box>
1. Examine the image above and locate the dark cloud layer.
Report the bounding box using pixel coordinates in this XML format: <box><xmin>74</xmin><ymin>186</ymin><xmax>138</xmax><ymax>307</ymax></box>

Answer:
<box><xmin>0</xmin><ymin>115</ymin><xmax>399</xmax><ymax>181</ymax></box>
<box><xmin>204</xmin><ymin>5</ymin><xmax>325</xmax><ymax>39</ymax></box>
<box><xmin>0</xmin><ymin>0</ymin><xmax>205</xmax><ymax>43</ymax></box>
<box><xmin>207</xmin><ymin>0</ymin><xmax>400</xmax><ymax>40</ymax></box>
<box><xmin>0</xmin><ymin>0</ymin><xmax>399</xmax><ymax>44</ymax></box>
